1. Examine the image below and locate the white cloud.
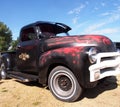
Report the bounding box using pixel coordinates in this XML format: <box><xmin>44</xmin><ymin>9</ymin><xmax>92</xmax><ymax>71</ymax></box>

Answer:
<box><xmin>69</xmin><ymin>1</ymin><xmax>120</xmax><ymax>39</ymax></box>
<box><xmin>90</xmin><ymin>28</ymin><xmax>120</xmax><ymax>34</ymax></box>
<box><xmin>100</xmin><ymin>12</ymin><xmax>111</xmax><ymax>16</ymax></box>
<box><xmin>68</xmin><ymin>4</ymin><xmax>86</xmax><ymax>24</ymax></box>
<box><xmin>117</xmin><ymin>6</ymin><xmax>120</xmax><ymax>11</ymax></box>
<box><xmin>113</xmin><ymin>3</ymin><xmax>118</xmax><ymax>6</ymax></box>
<box><xmin>94</xmin><ymin>7</ymin><xmax>99</xmax><ymax>10</ymax></box>
<box><xmin>84</xmin><ymin>22</ymin><xmax>106</xmax><ymax>33</ymax></box>
<box><xmin>68</xmin><ymin>4</ymin><xmax>85</xmax><ymax>15</ymax></box>
<box><xmin>72</xmin><ymin>17</ymin><xmax>79</xmax><ymax>24</ymax></box>
<box><xmin>85</xmin><ymin>1</ymin><xmax>89</xmax><ymax>5</ymax></box>
<box><xmin>108</xmin><ymin>14</ymin><xmax>120</xmax><ymax>23</ymax></box>
<box><xmin>107</xmin><ymin>7</ymin><xmax>120</xmax><ymax>23</ymax></box>
<box><xmin>100</xmin><ymin>5</ymin><xmax>120</xmax><ymax>22</ymax></box>
<box><xmin>101</xmin><ymin>2</ymin><xmax>106</xmax><ymax>7</ymax></box>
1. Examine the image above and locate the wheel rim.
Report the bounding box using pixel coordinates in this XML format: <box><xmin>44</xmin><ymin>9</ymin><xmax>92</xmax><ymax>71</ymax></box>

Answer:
<box><xmin>58</xmin><ymin>75</ymin><xmax>72</xmax><ymax>91</ymax></box>
<box><xmin>50</xmin><ymin>70</ymin><xmax>76</xmax><ymax>99</ymax></box>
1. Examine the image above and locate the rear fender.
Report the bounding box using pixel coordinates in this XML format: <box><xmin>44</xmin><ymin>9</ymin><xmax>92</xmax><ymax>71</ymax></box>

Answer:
<box><xmin>1</xmin><ymin>52</ymin><xmax>16</xmax><ymax>70</ymax></box>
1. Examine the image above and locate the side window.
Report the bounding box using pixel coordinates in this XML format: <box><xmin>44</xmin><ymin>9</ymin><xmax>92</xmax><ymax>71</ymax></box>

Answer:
<box><xmin>20</xmin><ymin>27</ymin><xmax>36</xmax><ymax>42</ymax></box>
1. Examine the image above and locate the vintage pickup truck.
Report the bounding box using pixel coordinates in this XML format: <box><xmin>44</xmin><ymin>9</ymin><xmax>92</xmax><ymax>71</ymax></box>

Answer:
<box><xmin>0</xmin><ymin>21</ymin><xmax>120</xmax><ymax>102</ymax></box>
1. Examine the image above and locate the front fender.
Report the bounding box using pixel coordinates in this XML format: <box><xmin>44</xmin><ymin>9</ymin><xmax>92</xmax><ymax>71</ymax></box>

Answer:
<box><xmin>38</xmin><ymin>46</ymin><xmax>88</xmax><ymax>87</ymax></box>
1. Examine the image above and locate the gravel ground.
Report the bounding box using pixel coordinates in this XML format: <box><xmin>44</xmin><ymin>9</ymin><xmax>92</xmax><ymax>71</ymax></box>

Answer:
<box><xmin>0</xmin><ymin>75</ymin><xmax>120</xmax><ymax>107</ymax></box>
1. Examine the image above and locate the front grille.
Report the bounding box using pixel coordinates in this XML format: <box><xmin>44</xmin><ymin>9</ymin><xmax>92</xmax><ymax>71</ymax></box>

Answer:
<box><xmin>100</xmin><ymin>67</ymin><xmax>115</xmax><ymax>74</ymax></box>
<box><xmin>101</xmin><ymin>57</ymin><xmax>115</xmax><ymax>62</ymax></box>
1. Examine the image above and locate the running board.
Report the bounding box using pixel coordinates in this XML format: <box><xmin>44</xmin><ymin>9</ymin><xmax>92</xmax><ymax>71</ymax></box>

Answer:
<box><xmin>7</xmin><ymin>71</ymin><xmax>38</xmax><ymax>82</ymax></box>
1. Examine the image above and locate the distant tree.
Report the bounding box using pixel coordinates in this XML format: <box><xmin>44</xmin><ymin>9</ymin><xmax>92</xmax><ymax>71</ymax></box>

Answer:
<box><xmin>0</xmin><ymin>21</ymin><xmax>12</xmax><ymax>51</ymax></box>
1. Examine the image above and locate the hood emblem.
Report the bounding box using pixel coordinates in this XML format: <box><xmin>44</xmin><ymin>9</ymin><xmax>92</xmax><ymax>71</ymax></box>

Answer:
<box><xmin>19</xmin><ymin>53</ymin><xmax>30</xmax><ymax>61</ymax></box>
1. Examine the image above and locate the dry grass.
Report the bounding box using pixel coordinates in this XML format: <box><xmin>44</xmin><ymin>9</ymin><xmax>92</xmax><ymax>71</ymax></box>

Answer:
<box><xmin>0</xmin><ymin>75</ymin><xmax>120</xmax><ymax>107</ymax></box>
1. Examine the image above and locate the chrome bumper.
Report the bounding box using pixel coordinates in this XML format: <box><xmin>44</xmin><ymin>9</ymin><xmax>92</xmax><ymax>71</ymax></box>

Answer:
<box><xmin>89</xmin><ymin>52</ymin><xmax>120</xmax><ymax>82</ymax></box>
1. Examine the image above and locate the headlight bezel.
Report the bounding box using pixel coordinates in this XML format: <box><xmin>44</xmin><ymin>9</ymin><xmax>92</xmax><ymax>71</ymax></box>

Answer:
<box><xmin>88</xmin><ymin>47</ymin><xmax>98</xmax><ymax>63</ymax></box>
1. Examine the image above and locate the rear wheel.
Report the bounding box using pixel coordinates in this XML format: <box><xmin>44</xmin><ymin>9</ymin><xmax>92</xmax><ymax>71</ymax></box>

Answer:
<box><xmin>0</xmin><ymin>60</ymin><xmax>7</xmax><ymax>79</ymax></box>
<box><xmin>48</xmin><ymin>66</ymin><xmax>82</xmax><ymax>102</ymax></box>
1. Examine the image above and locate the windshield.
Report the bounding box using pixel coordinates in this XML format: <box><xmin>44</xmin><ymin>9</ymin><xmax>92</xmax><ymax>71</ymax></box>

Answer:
<box><xmin>36</xmin><ymin>23</ymin><xmax>71</xmax><ymax>37</ymax></box>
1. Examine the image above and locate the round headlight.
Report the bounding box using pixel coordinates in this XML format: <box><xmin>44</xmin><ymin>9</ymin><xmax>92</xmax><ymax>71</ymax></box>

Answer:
<box><xmin>88</xmin><ymin>47</ymin><xmax>98</xmax><ymax>63</ymax></box>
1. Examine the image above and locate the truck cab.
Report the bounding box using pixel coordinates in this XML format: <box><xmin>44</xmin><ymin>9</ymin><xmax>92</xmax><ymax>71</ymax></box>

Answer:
<box><xmin>16</xmin><ymin>21</ymin><xmax>71</xmax><ymax>72</ymax></box>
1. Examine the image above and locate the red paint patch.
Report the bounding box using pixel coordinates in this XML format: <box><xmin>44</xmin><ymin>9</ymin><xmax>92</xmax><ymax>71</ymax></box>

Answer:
<box><xmin>103</xmin><ymin>38</ymin><xmax>111</xmax><ymax>45</ymax></box>
<box><xmin>73</xmin><ymin>60</ymin><xmax>76</xmax><ymax>64</ymax></box>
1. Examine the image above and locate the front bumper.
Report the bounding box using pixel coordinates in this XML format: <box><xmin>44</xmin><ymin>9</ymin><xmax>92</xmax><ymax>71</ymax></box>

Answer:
<box><xmin>89</xmin><ymin>52</ymin><xmax>120</xmax><ymax>82</ymax></box>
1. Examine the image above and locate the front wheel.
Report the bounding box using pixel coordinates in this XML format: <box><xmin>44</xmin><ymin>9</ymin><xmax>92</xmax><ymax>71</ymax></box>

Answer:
<box><xmin>48</xmin><ymin>66</ymin><xmax>82</xmax><ymax>102</ymax></box>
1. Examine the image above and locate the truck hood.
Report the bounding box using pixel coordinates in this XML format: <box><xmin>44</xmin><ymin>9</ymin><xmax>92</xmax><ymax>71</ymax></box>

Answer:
<box><xmin>43</xmin><ymin>35</ymin><xmax>115</xmax><ymax>52</ymax></box>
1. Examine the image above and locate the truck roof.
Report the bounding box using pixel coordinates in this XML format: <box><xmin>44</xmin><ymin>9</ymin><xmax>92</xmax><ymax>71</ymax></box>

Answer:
<box><xmin>21</xmin><ymin>21</ymin><xmax>71</xmax><ymax>33</ymax></box>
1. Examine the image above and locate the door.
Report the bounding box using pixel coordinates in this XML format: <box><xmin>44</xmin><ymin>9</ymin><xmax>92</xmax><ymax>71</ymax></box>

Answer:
<box><xmin>16</xmin><ymin>27</ymin><xmax>39</xmax><ymax>73</ymax></box>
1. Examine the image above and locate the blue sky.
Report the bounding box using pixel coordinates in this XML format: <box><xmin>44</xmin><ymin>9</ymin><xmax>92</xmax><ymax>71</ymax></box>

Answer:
<box><xmin>0</xmin><ymin>0</ymin><xmax>120</xmax><ymax>42</ymax></box>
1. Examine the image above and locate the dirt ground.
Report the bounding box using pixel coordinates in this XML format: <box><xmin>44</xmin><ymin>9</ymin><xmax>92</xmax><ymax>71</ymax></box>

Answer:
<box><xmin>0</xmin><ymin>75</ymin><xmax>120</xmax><ymax>107</ymax></box>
